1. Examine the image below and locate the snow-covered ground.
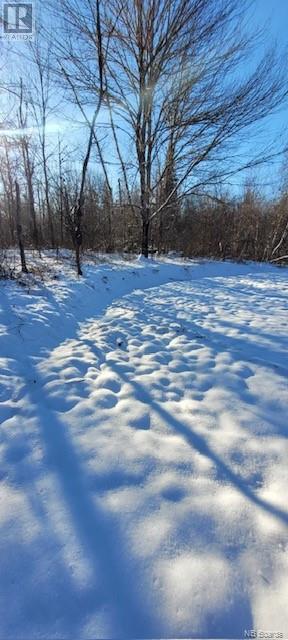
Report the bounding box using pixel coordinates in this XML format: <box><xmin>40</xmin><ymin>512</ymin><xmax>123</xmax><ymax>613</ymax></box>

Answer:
<box><xmin>0</xmin><ymin>255</ymin><xmax>287</xmax><ymax>639</ymax></box>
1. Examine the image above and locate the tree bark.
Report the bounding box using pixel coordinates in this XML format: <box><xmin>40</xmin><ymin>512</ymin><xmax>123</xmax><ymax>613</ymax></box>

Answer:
<box><xmin>15</xmin><ymin>181</ymin><xmax>28</xmax><ymax>273</ymax></box>
<box><xmin>75</xmin><ymin>243</ymin><xmax>82</xmax><ymax>276</ymax></box>
<box><xmin>141</xmin><ymin>219</ymin><xmax>150</xmax><ymax>258</ymax></box>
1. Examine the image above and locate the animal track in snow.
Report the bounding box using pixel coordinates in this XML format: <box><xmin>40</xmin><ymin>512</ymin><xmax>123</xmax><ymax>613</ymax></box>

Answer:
<box><xmin>161</xmin><ymin>485</ymin><xmax>186</xmax><ymax>502</ymax></box>
<box><xmin>95</xmin><ymin>371</ymin><xmax>122</xmax><ymax>394</ymax></box>
<box><xmin>92</xmin><ymin>389</ymin><xmax>119</xmax><ymax>409</ymax></box>
<box><xmin>130</xmin><ymin>410</ymin><xmax>151</xmax><ymax>430</ymax></box>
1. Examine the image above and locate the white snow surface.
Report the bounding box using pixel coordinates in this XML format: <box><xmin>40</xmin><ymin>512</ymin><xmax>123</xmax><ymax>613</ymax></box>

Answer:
<box><xmin>0</xmin><ymin>255</ymin><xmax>287</xmax><ymax>639</ymax></box>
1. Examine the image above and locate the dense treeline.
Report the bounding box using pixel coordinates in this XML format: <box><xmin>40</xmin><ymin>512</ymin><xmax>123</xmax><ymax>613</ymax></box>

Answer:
<box><xmin>0</xmin><ymin>173</ymin><xmax>287</xmax><ymax>263</ymax></box>
<box><xmin>1</xmin><ymin>0</ymin><xmax>288</xmax><ymax>272</ymax></box>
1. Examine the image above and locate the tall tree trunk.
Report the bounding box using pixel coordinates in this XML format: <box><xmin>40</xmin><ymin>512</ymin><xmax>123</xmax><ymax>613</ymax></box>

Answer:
<box><xmin>43</xmin><ymin>158</ymin><xmax>55</xmax><ymax>247</ymax></box>
<box><xmin>58</xmin><ymin>139</ymin><xmax>64</xmax><ymax>246</ymax></box>
<box><xmin>75</xmin><ymin>242</ymin><xmax>82</xmax><ymax>276</ymax></box>
<box><xmin>141</xmin><ymin>218</ymin><xmax>150</xmax><ymax>257</ymax></box>
<box><xmin>19</xmin><ymin>80</ymin><xmax>39</xmax><ymax>252</ymax></box>
<box><xmin>66</xmin><ymin>0</ymin><xmax>103</xmax><ymax>276</ymax></box>
<box><xmin>15</xmin><ymin>181</ymin><xmax>28</xmax><ymax>273</ymax></box>
<box><xmin>158</xmin><ymin>211</ymin><xmax>163</xmax><ymax>254</ymax></box>
<box><xmin>74</xmin><ymin>201</ymin><xmax>83</xmax><ymax>276</ymax></box>
<box><xmin>26</xmin><ymin>171</ymin><xmax>39</xmax><ymax>250</ymax></box>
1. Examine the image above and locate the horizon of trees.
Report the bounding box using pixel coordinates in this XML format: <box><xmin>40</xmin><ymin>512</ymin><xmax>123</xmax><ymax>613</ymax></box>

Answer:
<box><xmin>0</xmin><ymin>0</ymin><xmax>288</xmax><ymax>274</ymax></box>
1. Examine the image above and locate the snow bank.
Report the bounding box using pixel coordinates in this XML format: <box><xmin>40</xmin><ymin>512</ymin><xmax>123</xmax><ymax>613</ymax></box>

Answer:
<box><xmin>0</xmin><ymin>255</ymin><xmax>287</xmax><ymax>638</ymax></box>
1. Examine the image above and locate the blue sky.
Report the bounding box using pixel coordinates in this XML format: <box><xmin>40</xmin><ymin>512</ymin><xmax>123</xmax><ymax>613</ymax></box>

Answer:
<box><xmin>254</xmin><ymin>0</ymin><xmax>288</xmax><ymax>101</ymax></box>
<box><xmin>1</xmin><ymin>0</ymin><xmax>287</xmax><ymax>197</ymax></box>
<box><xmin>255</xmin><ymin>0</ymin><xmax>288</xmax><ymax>39</ymax></box>
<box><xmin>253</xmin><ymin>0</ymin><xmax>288</xmax><ymax>141</ymax></box>
<box><xmin>227</xmin><ymin>0</ymin><xmax>288</xmax><ymax>194</ymax></box>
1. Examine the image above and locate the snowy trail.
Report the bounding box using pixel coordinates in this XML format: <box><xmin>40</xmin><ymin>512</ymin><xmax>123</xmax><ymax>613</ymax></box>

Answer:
<box><xmin>0</xmin><ymin>260</ymin><xmax>288</xmax><ymax>638</ymax></box>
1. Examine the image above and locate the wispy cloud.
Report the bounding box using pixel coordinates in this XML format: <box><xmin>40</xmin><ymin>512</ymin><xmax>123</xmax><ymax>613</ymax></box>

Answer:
<box><xmin>0</xmin><ymin>119</ymin><xmax>84</xmax><ymax>138</ymax></box>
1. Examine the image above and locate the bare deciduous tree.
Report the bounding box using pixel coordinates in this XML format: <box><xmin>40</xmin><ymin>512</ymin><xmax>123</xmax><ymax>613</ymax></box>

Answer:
<box><xmin>102</xmin><ymin>0</ymin><xmax>288</xmax><ymax>255</ymax></box>
<box><xmin>18</xmin><ymin>78</ymin><xmax>39</xmax><ymax>250</ymax></box>
<box><xmin>48</xmin><ymin>0</ymin><xmax>105</xmax><ymax>275</ymax></box>
<box><xmin>29</xmin><ymin>40</ymin><xmax>55</xmax><ymax>247</ymax></box>
<box><xmin>15</xmin><ymin>180</ymin><xmax>28</xmax><ymax>273</ymax></box>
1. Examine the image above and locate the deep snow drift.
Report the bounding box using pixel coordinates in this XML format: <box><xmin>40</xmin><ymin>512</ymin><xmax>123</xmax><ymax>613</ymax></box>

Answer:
<box><xmin>0</xmin><ymin>255</ymin><xmax>287</xmax><ymax>639</ymax></box>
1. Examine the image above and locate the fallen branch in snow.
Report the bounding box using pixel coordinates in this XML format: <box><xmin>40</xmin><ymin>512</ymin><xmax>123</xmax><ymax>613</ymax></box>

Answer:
<box><xmin>270</xmin><ymin>255</ymin><xmax>288</xmax><ymax>263</ymax></box>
